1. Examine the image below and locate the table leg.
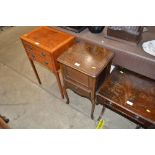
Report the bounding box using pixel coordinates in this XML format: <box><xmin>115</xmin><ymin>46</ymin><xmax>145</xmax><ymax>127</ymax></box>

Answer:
<box><xmin>63</xmin><ymin>86</ymin><xmax>69</xmax><ymax>104</ymax></box>
<box><xmin>90</xmin><ymin>78</ymin><xmax>97</xmax><ymax>120</ymax></box>
<box><xmin>29</xmin><ymin>59</ymin><xmax>41</xmax><ymax>84</ymax></box>
<box><xmin>98</xmin><ymin>106</ymin><xmax>106</xmax><ymax>121</ymax></box>
<box><xmin>55</xmin><ymin>71</ymin><xmax>64</xmax><ymax>99</ymax></box>
<box><xmin>91</xmin><ymin>101</ymin><xmax>96</xmax><ymax>120</ymax></box>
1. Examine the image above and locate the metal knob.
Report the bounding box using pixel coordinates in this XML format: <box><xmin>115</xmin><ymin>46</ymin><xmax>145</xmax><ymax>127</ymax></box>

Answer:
<box><xmin>32</xmin><ymin>54</ymin><xmax>35</xmax><ymax>59</ymax></box>
<box><xmin>135</xmin><ymin>115</ymin><xmax>139</xmax><ymax>120</ymax></box>
<box><xmin>109</xmin><ymin>102</ymin><xmax>113</xmax><ymax>107</ymax></box>
<box><xmin>28</xmin><ymin>46</ymin><xmax>32</xmax><ymax>51</ymax></box>
<box><xmin>44</xmin><ymin>61</ymin><xmax>48</xmax><ymax>65</ymax></box>
<box><xmin>41</xmin><ymin>52</ymin><xmax>46</xmax><ymax>57</ymax></box>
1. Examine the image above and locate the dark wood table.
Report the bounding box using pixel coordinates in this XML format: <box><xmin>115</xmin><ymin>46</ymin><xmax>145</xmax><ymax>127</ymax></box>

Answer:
<box><xmin>96</xmin><ymin>67</ymin><xmax>155</xmax><ymax>128</ymax></box>
<box><xmin>57</xmin><ymin>40</ymin><xmax>114</xmax><ymax>119</ymax></box>
<box><xmin>20</xmin><ymin>27</ymin><xmax>75</xmax><ymax>98</ymax></box>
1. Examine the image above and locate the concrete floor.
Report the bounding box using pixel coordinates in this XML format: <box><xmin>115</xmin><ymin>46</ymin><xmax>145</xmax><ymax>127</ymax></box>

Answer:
<box><xmin>0</xmin><ymin>26</ymin><xmax>137</xmax><ymax>128</ymax></box>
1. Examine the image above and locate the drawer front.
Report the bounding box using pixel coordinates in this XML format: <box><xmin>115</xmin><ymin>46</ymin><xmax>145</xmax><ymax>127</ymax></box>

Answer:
<box><xmin>22</xmin><ymin>41</ymin><xmax>34</xmax><ymax>54</ymax></box>
<box><xmin>65</xmin><ymin>79</ymin><xmax>91</xmax><ymax>99</ymax></box>
<box><xmin>30</xmin><ymin>53</ymin><xmax>53</xmax><ymax>70</ymax></box>
<box><xmin>22</xmin><ymin>41</ymin><xmax>53</xmax><ymax>70</ymax></box>
<box><xmin>96</xmin><ymin>95</ymin><xmax>154</xmax><ymax>128</ymax></box>
<box><xmin>64</xmin><ymin>66</ymin><xmax>89</xmax><ymax>88</ymax></box>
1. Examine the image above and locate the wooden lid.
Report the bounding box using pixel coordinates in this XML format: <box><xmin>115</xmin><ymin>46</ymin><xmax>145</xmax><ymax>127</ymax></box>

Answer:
<box><xmin>57</xmin><ymin>40</ymin><xmax>114</xmax><ymax>77</ymax></box>
<box><xmin>20</xmin><ymin>26</ymin><xmax>75</xmax><ymax>53</ymax></box>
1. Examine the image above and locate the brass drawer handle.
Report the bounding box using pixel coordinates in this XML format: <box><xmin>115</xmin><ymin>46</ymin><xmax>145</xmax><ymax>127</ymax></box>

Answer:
<box><xmin>109</xmin><ymin>102</ymin><xmax>113</xmax><ymax>107</ymax></box>
<box><xmin>28</xmin><ymin>46</ymin><xmax>32</xmax><ymax>51</ymax></box>
<box><xmin>44</xmin><ymin>61</ymin><xmax>48</xmax><ymax>65</ymax></box>
<box><xmin>32</xmin><ymin>54</ymin><xmax>35</xmax><ymax>59</ymax></box>
<box><xmin>41</xmin><ymin>52</ymin><xmax>46</xmax><ymax>57</ymax></box>
<box><xmin>135</xmin><ymin>115</ymin><xmax>139</xmax><ymax>120</ymax></box>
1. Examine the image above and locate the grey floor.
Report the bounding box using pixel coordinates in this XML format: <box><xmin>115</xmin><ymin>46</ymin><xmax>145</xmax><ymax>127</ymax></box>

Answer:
<box><xmin>0</xmin><ymin>27</ymin><xmax>137</xmax><ymax>129</ymax></box>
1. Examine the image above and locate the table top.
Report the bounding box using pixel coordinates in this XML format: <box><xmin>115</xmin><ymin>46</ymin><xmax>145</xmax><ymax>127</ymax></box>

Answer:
<box><xmin>57</xmin><ymin>40</ymin><xmax>114</xmax><ymax>77</ymax></box>
<box><xmin>20</xmin><ymin>26</ymin><xmax>75</xmax><ymax>53</ymax></box>
<box><xmin>97</xmin><ymin>67</ymin><xmax>155</xmax><ymax>124</ymax></box>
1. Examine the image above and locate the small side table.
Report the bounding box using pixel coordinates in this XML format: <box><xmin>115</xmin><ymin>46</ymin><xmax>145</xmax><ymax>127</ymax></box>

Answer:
<box><xmin>57</xmin><ymin>41</ymin><xmax>114</xmax><ymax>119</ymax></box>
<box><xmin>20</xmin><ymin>27</ymin><xmax>75</xmax><ymax>98</ymax></box>
<box><xmin>96</xmin><ymin>67</ymin><xmax>155</xmax><ymax>128</ymax></box>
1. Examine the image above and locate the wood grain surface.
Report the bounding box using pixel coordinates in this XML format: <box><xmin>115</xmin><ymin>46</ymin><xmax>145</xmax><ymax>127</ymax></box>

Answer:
<box><xmin>97</xmin><ymin>67</ymin><xmax>155</xmax><ymax>128</ymax></box>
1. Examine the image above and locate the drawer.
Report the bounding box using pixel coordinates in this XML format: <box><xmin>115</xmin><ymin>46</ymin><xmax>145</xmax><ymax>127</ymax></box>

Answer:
<box><xmin>64</xmin><ymin>66</ymin><xmax>89</xmax><ymax>88</ymax></box>
<box><xmin>23</xmin><ymin>41</ymin><xmax>51</xmax><ymax>58</ymax></box>
<box><xmin>29</xmin><ymin>52</ymin><xmax>53</xmax><ymax>70</ymax></box>
<box><xmin>65</xmin><ymin>79</ymin><xmax>91</xmax><ymax>99</ymax></box>
<box><xmin>22</xmin><ymin>41</ymin><xmax>53</xmax><ymax>70</ymax></box>
<box><xmin>96</xmin><ymin>95</ymin><xmax>154</xmax><ymax>128</ymax></box>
